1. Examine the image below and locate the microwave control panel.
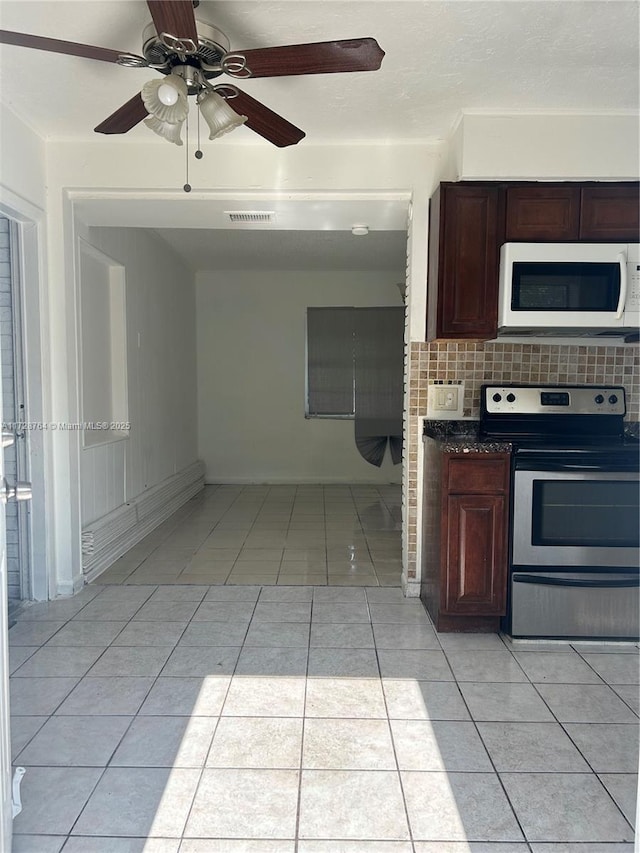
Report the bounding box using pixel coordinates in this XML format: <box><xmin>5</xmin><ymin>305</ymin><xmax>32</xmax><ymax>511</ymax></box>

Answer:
<box><xmin>483</xmin><ymin>385</ymin><xmax>626</xmax><ymax>416</ymax></box>
<box><xmin>628</xmin><ymin>261</ymin><xmax>640</xmax><ymax>312</ymax></box>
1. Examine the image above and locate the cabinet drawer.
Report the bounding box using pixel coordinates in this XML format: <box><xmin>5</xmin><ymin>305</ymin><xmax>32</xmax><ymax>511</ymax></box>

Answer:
<box><xmin>446</xmin><ymin>455</ymin><xmax>509</xmax><ymax>494</ymax></box>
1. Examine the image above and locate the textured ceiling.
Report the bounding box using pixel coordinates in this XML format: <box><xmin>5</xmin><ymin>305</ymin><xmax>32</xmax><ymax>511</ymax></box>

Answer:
<box><xmin>151</xmin><ymin>227</ymin><xmax>408</xmax><ymax>271</ymax></box>
<box><xmin>0</xmin><ymin>0</ymin><xmax>638</xmax><ymax>143</ymax></box>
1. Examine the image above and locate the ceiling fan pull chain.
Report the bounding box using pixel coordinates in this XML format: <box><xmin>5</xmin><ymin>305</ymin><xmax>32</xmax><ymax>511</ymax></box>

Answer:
<box><xmin>195</xmin><ymin>99</ymin><xmax>203</xmax><ymax>160</ymax></box>
<box><xmin>183</xmin><ymin>109</ymin><xmax>191</xmax><ymax>193</ymax></box>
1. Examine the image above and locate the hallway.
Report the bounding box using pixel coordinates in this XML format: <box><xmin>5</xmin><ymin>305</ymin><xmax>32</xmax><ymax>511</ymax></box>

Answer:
<box><xmin>6</xmin><ymin>484</ymin><xmax>638</xmax><ymax>850</ymax></box>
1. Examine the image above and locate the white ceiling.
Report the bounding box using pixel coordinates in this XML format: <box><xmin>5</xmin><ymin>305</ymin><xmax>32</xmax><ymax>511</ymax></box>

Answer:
<box><xmin>2</xmin><ymin>1</ymin><xmax>637</xmax><ymax>271</ymax></box>
<box><xmin>79</xmin><ymin>194</ymin><xmax>410</xmax><ymax>270</ymax></box>
<box><xmin>151</xmin><ymin>227</ymin><xmax>407</xmax><ymax>271</ymax></box>
<box><xmin>0</xmin><ymin>1</ymin><xmax>638</xmax><ymax>144</ymax></box>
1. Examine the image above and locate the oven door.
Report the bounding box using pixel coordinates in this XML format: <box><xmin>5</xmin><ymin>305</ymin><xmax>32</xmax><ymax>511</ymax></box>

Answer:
<box><xmin>512</xmin><ymin>458</ymin><xmax>640</xmax><ymax>569</ymax></box>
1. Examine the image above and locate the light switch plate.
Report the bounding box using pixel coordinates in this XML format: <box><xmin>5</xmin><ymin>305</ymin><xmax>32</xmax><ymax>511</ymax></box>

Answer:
<box><xmin>426</xmin><ymin>381</ymin><xmax>465</xmax><ymax>419</ymax></box>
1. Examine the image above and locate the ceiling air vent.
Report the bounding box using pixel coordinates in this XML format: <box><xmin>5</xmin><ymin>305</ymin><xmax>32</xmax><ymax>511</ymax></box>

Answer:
<box><xmin>225</xmin><ymin>211</ymin><xmax>276</xmax><ymax>225</ymax></box>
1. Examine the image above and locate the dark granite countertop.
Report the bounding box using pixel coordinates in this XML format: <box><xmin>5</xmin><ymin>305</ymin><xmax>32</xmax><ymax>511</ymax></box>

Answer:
<box><xmin>423</xmin><ymin>420</ymin><xmax>513</xmax><ymax>454</ymax></box>
<box><xmin>424</xmin><ymin>418</ymin><xmax>640</xmax><ymax>453</ymax></box>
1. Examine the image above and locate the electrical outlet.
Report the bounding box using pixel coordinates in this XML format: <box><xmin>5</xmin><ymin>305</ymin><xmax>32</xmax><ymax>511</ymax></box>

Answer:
<box><xmin>426</xmin><ymin>381</ymin><xmax>465</xmax><ymax>419</ymax></box>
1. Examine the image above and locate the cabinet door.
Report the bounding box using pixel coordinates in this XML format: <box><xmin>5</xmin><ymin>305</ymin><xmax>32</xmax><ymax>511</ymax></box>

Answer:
<box><xmin>443</xmin><ymin>493</ymin><xmax>507</xmax><ymax>615</ymax></box>
<box><xmin>580</xmin><ymin>185</ymin><xmax>640</xmax><ymax>240</ymax></box>
<box><xmin>505</xmin><ymin>185</ymin><xmax>580</xmax><ymax>240</ymax></box>
<box><xmin>437</xmin><ymin>185</ymin><xmax>500</xmax><ymax>339</ymax></box>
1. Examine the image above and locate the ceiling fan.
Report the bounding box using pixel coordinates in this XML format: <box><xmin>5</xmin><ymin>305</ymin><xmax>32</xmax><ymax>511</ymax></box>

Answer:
<box><xmin>0</xmin><ymin>0</ymin><xmax>385</xmax><ymax>149</ymax></box>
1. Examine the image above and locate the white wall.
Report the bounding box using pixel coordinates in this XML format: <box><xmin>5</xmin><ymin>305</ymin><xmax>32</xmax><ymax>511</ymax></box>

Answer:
<box><xmin>79</xmin><ymin>227</ymin><xmax>198</xmax><ymax>526</ymax></box>
<box><xmin>455</xmin><ymin>113</ymin><xmax>640</xmax><ymax>180</ymax></box>
<box><xmin>0</xmin><ymin>104</ymin><xmax>46</xmax><ymax>211</ymax></box>
<box><xmin>197</xmin><ymin>269</ymin><xmax>404</xmax><ymax>483</ymax></box>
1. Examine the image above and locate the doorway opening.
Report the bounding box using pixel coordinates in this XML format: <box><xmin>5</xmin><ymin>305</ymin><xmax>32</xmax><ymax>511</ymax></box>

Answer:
<box><xmin>72</xmin><ymin>191</ymin><xmax>413</xmax><ymax>589</ymax></box>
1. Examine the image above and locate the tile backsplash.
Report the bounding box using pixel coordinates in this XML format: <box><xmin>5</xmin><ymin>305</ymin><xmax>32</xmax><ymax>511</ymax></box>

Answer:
<box><xmin>405</xmin><ymin>340</ymin><xmax>639</xmax><ymax>580</ymax></box>
<box><xmin>411</xmin><ymin>341</ymin><xmax>640</xmax><ymax>420</ymax></box>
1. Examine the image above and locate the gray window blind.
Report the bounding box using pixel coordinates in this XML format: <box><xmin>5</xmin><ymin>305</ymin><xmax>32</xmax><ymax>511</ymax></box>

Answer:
<box><xmin>306</xmin><ymin>306</ymin><xmax>404</xmax><ymax>436</ymax></box>
<box><xmin>306</xmin><ymin>307</ymin><xmax>355</xmax><ymax>416</ymax></box>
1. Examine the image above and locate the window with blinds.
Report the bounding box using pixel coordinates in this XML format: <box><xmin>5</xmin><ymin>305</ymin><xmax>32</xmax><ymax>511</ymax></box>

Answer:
<box><xmin>305</xmin><ymin>306</ymin><xmax>404</xmax><ymax>420</ymax></box>
<box><xmin>306</xmin><ymin>307</ymin><xmax>355</xmax><ymax>417</ymax></box>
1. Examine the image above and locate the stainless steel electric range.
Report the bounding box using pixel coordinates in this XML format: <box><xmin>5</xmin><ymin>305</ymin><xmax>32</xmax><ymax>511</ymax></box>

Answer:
<box><xmin>479</xmin><ymin>384</ymin><xmax>640</xmax><ymax>640</ymax></box>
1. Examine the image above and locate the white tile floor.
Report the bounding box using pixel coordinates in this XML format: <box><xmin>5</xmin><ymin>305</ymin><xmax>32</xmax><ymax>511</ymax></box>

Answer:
<box><xmin>7</xmin><ymin>484</ymin><xmax>639</xmax><ymax>851</ymax></box>
<box><xmin>97</xmin><ymin>485</ymin><xmax>403</xmax><ymax>588</ymax></box>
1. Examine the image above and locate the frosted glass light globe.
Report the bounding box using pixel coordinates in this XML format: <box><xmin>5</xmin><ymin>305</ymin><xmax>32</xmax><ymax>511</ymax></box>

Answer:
<box><xmin>157</xmin><ymin>82</ymin><xmax>180</xmax><ymax>106</ymax></box>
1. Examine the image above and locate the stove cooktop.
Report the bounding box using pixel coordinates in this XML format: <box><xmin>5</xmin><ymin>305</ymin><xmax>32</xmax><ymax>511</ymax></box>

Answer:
<box><xmin>479</xmin><ymin>384</ymin><xmax>631</xmax><ymax>449</ymax></box>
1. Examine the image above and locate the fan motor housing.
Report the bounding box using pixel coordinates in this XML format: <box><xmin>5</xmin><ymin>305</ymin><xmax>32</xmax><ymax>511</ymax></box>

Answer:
<box><xmin>142</xmin><ymin>20</ymin><xmax>230</xmax><ymax>79</ymax></box>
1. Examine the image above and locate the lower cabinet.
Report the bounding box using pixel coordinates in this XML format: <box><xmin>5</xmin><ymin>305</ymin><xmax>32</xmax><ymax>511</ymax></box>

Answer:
<box><xmin>444</xmin><ymin>492</ymin><xmax>507</xmax><ymax>615</ymax></box>
<box><xmin>421</xmin><ymin>443</ymin><xmax>510</xmax><ymax>632</ymax></box>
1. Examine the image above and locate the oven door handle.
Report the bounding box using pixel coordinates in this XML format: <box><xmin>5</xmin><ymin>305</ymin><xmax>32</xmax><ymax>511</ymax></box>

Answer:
<box><xmin>514</xmin><ymin>460</ymin><xmax>639</xmax><ymax>473</ymax></box>
<box><xmin>514</xmin><ymin>573</ymin><xmax>640</xmax><ymax>589</ymax></box>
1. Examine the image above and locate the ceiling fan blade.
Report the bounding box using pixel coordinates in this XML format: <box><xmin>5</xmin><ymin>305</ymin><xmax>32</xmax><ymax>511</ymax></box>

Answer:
<box><xmin>229</xmin><ymin>90</ymin><xmax>305</xmax><ymax>148</ymax></box>
<box><xmin>228</xmin><ymin>37</ymin><xmax>384</xmax><ymax>78</ymax></box>
<box><xmin>94</xmin><ymin>94</ymin><xmax>148</xmax><ymax>135</ymax></box>
<box><xmin>147</xmin><ymin>1</ymin><xmax>198</xmax><ymax>47</ymax></box>
<box><xmin>0</xmin><ymin>29</ymin><xmax>125</xmax><ymax>63</ymax></box>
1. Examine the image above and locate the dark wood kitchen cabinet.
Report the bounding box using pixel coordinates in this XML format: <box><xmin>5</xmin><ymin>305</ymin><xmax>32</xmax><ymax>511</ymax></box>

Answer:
<box><xmin>427</xmin><ymin>183</ymin><xmax>501</xmax><ymax>340</ymax></box>
<box><xmin>580</xmin><ymin>184</ymin><xmax>640</xmax><ymax>240</ymax></box>
<box><xmin>421</xmin><ymin>443</ymin><xmax>510</xmax><ymax>632</ymax></box>
<box><xmin>505</xmin><ymin>182</ymin><xmax>640</xmax><ymax>242</ymax></box>
<box><xmin>505</xmin><ymin>185</ymin><xmax>580</xmax><ymax>241</ymax></box>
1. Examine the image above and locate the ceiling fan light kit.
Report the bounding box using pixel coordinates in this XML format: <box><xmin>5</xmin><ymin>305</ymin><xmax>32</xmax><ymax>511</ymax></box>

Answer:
<box><xmin>143</xmin><ymin>114</ymin><xmax>185</xmax><ymax>146</ymax></box>
<box><xmin>0</xmin><ymin>0</ymin><xmax>385</xmax><ymax>189</ymax></box>
<box><xmin>141</xmin><ymin>75</ymin><xmax>189</xmax><ymax>123</ymax></box>
<box><xmin>198</xmin><ymin>90</ymin><xmax>248</xmax><ymax>141</ymax></box>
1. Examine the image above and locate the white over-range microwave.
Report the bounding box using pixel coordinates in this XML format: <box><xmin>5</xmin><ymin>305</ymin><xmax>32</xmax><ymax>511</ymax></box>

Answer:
<box><xmin>498</xmin><ymin>242</ymin><xmax>640</xmax><ymax>335</ymax></box>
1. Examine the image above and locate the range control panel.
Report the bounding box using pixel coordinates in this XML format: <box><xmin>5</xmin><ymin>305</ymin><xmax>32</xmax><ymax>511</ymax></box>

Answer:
<box><xmin>483</xmin><ymin>385</ymin><xmax>626</xmax><ymax>417</ymax></box>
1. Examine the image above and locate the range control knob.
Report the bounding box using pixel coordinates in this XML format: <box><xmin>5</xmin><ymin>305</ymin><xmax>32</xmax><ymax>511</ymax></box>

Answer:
<box><xmin>492</xmin><ymin>393</ymin><xmax>502</xmax><ymax>403</ymax></box>
<box><xmin>595</xmin><ymin>394</ymin><xmax>605</xmax><ymax>404</ymax></box>
<box><xmin>506</xmin><ymin>393</ymin><xmax>516</xmax><ymax>403</ymax></box>
<box><xmin>609</xmin><ymin>394</ymin><xmax>618</xmax><ymax>405</ymax></box>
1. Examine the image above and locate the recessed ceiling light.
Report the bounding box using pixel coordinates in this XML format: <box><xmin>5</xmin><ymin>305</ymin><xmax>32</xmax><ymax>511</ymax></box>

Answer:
<box><xmin>351</xmin><ymin>225</ymin><xmax>369</xmax><ymax>236</ymax></box>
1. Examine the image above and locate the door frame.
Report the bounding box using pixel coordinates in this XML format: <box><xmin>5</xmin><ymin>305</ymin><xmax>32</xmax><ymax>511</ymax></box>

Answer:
<box><xmin>0</xmin><ymin>188</ymin><xmax>52</xmax><ymax>601</ymax></box>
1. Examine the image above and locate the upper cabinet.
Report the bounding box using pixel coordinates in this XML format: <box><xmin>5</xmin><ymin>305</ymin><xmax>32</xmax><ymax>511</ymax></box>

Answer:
<box><xmin>505</xmin><ymin>183</ymin><xmax>640</xmax><ymax>241</ymax></box>
<box><xmin>580</xmin><ymin>185</ymin><xmax>640</xmax><ymax>240</ymax></box>
<box><xmin>427</xmin><ymin>183</ymin><xmax>501</xmax><ymax>340</ymax></box>
<box><xmin>505</xmin><ymin>185</ymin><xmax>580</xmax><ymax>241</ymax></box>
<box><xmin>427</xmin><ymin>180</ymin><xmax>640</xmax><ymax>341</ymax></box>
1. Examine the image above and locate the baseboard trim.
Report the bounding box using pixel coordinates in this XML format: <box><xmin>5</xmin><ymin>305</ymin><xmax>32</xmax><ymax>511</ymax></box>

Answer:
<box><xmin>82</xmin><ymin>461</ymin><xmax>205</xmax><ymax>582</ymax></box>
